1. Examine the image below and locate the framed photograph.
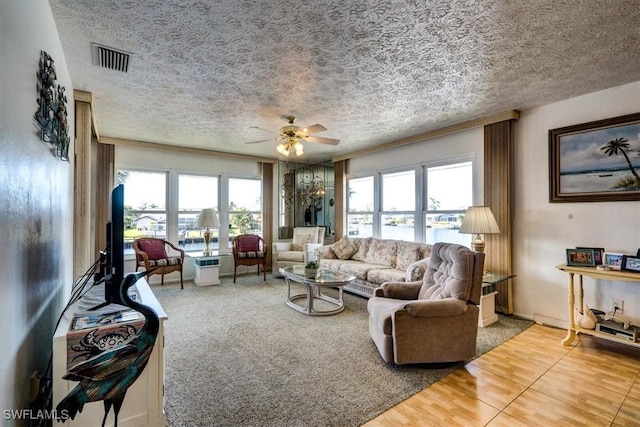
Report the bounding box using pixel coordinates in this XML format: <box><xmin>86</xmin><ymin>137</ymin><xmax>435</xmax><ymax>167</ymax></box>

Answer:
<box><xmin>621</xmin><ymin>255</ymin><xmax>640</xmax><ymax>273</ymax></box>
<box><xmin>566</xmin><ymin>248</ymin><xmax>596</xmax><ymax>267</ymax></box>
<box><xmin>603</xmin><ymin>252</ymin><xmax>625</xmax><ymax>270</ymax></box>
<box><xmin>549</xmin><ymin>112</ymin><xmax>640</xmax><ymax>202</ymax></box>
<box><xmin>576</xmin><ymin>247</ymin><xmax>604</xmax><ymax>265</ymax></box>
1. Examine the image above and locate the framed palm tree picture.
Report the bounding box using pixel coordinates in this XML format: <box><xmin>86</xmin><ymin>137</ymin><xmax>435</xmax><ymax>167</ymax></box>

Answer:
<box><xmin>549</xmin><ymin>112</ymin><xmax>640</xmax><ymax>202</ymax></box>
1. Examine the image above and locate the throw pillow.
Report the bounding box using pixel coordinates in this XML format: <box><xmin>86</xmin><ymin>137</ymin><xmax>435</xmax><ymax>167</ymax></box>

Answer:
<box><xmin>238</xmin><ymin>235</ymin><xmax>260</xmax><ymax>252</ymax></box>
<box><xmin>138</xmin><ymin>239</ymin><xmax>168</xmax><ymax>260</ymax></box>
<box><xmin>351</xmin><ymin>237</ymin><xmax>371</xmax><ymax>262</ymax></box>
<box><xmin>396</xmin><ymin>242</ymin><xmax>421</xmax><ymax>271</ymax></box>
<box><xmin>291</xmin><ymin>234</ymin><xmax>311</xmax><ymax>251</ymax></box>
<box><xmin>330</xmin><ymin>236</ymin><xmax>357</xmax><ymax>260</ymax></box>
<box><xmin>365</xmin><ymin>239</ymin><xmax>397</xmax><ymax>266</ymax></box>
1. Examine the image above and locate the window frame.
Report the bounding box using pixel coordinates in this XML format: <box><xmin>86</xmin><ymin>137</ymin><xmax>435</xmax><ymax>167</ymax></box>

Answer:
<box><xmin>177</xmin><ymin>172</ymin><xmax>220</xmax><ymax>252</ymax></box>
<box><xmin>116</xmin><ymin>169</ymin><xmax>169</xmax><ymax>255</ymax></box>
<box><xmin>227</xmin><ymin>176</ymin><xmax>263</xmax><ymax>241</ymax></box>
<box><xmin>422</xmin><ymin>156</ymin><xmax>474</xmax><ymax>246</ymax></box>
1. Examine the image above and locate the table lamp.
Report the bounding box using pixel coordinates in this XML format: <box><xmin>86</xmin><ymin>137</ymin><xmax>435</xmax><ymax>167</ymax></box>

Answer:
<box><xmin>197</xmin><ymin>208</ymin><xmax>220</xmax><ymax>256</ymax></box>
<box><xmin>459</xmin><ymin>206</ymin><xmax>500</xmax><ymax>253</ymax></box>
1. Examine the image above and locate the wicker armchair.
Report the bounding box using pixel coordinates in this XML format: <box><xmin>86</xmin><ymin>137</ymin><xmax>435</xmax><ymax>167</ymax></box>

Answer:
<box><xmin>133</xmin><ymin>237</ymin><xmax>185</xmax><ymax>289</ymax></box>
<box><xmin>232</xmin><ymin>234</ymin><xmax>267</xmax><ymax>283</ymax></box>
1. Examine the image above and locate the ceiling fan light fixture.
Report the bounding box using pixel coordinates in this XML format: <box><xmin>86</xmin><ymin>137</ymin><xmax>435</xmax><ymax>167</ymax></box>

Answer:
<box><xmin>276</xmin><ymin>143</ymin><xmax>289</xmax><ymax>156</ymax></box>
<box><xmin>276</xmin><ymin>138</ymin><xmax>304</xmax><ymax>157</ymax></box>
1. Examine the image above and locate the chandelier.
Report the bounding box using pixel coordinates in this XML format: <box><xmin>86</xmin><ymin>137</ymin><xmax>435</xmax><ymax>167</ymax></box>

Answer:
<box><xmin>276</xmin><ymin>137</ymin><xmax>304</xmax><ymax>157</ymax></box>
<box><xmin>299</xmin><ymin>173</ymin><xmax>325</xmax><ymax>206</ymax></box>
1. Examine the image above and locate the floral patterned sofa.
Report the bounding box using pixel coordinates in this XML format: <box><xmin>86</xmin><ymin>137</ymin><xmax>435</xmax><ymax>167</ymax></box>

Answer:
<box><xmin>314</xmin><ymin>236</ymin><xmax>432</xmax><ymax>298</ymax></box>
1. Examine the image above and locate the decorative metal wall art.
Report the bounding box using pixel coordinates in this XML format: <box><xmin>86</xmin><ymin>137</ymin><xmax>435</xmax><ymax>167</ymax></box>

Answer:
<box><xmin>34</xmin><ymin>50</ymin><xmax>70</xmax><ymax>161</ymax></box>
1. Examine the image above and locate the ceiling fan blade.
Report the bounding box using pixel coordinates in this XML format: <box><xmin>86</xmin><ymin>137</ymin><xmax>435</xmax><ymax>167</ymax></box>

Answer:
<box><xmin>304</xmin><ymin>135</ymin><xmax>340</xmax><ymax>146</ymax></box>
<box><xmin>302</xmin><ymin>124</ymin><xmax>327</xmax><ymax>135</ymax></box>
<box><xmin>249</xmin><ymin>126</ymin><xmax>275</xmax><ymax>134</ymax></box>
<box><xmin>245</xmin><ymin>139</ymin><xmax>272</xmax><ymax>144</ymax></box>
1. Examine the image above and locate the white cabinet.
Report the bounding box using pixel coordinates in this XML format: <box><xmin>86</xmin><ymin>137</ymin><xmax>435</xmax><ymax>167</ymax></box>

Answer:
<box><xmin>53</xmin><ymin>279</ymin><xmax>167</xmax><ymax>427</ymax></box>
<box><xmin>191</xmin><ymin>252</ymin><xmax>230</xmax><ymax>286</ymax></box>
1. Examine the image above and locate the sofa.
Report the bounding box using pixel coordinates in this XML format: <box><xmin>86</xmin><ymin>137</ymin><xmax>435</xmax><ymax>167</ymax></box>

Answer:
<box><xmin>314</xmin><ymin>236</ymin><xmax>432</xmax><ymax>298</ymax></box>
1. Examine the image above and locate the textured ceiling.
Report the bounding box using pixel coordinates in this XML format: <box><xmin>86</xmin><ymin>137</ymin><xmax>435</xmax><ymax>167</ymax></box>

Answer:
<box><xmin>49</xmin><ymin>0</ymin><xmax>640</xmax><ymax>162</ymax></box>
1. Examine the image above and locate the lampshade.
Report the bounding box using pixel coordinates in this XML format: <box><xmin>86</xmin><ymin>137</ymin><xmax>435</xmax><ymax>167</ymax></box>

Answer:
<box><xmin>459</xmin><ymin>206</ymin><xmax>500</xmax><ymax>253</ymax></box>
<box><xmin>197</xmin><ymin>208</ymin><xmax>220</xmax><ymax>228</ymax></box>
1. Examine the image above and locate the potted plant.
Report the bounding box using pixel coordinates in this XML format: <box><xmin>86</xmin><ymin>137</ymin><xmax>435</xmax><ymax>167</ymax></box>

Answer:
<box><xmin>304</xmin><ymin>261</ymin><xmax>319</xmax><ymax>278</ymax></box>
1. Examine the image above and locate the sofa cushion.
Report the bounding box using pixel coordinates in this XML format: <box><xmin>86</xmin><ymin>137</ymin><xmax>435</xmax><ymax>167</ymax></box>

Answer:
<box><xmin>419</xmin><ymin>244</ymin><xmax>433</xmax><ymax>260</ymax></box>
<box><xmin>406</xmin><ymin>258</ymin><xmax>430</xmax><ymax>282</ymax></box>
<box><xmin>338</xmin><ymin>261</ymin><xmax>390</xmax><ymax>281</ymax></box>
<box><xmin>315</xmin><ymin>246</ymin><xmax>337</xmax><ymax>260</ymax></box>
<box><xmin>365</xmin><ymin>239</ymin><xmax>397</xmax><ymax>267</ymax></box>
<box><xmin>330</xmin><ymin>236</ymin><xmax>357</xmax><ymax>260</ymax></box>
<box><xmin>318</xmin><ymin>258</ymin><xmax>345</xmax><ymax>271</ymax></box>
<box><xmin>352</xmin><ymin>237</ymin><xmax>372</xmax><ymax>262</ymax></box>
<box><xmin>395</xmin><ymin>242</ymin><xmax>422</xmax><ymax>271</ymax></box>
<box><xmin>277</xmin><ymin>251</ymin><xmax>304</xmax><ymax>262</ymax></box>
<box><xmin>367</xmin><ymin>268</ymin><xmax>406</xmax><ymax>285</ymax></box>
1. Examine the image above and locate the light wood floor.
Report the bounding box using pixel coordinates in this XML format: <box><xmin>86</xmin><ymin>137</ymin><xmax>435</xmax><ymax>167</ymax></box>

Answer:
<box><xmin>363</xmin><ymin>324</ymin><xmax>640</xmax><ymax>426</ymax></box>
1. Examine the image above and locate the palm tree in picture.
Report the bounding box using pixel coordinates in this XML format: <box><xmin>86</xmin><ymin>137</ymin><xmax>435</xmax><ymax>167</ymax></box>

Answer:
<box><xmin>600</xmin><ymin>137</ymin><xmax>640</xmax><ymax>186</ymax></box>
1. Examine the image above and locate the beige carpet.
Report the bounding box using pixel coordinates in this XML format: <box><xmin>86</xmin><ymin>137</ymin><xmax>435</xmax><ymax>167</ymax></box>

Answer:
<box><xmin>151</xmin><ymin>274</ymin><xmax>533</xmax><ymax>427</ymax></box>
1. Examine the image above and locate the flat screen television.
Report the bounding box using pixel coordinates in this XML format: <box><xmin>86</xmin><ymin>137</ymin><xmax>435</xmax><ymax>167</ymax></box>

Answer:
<box><xmin>91</xmin><ymin>183</ymin><xmax>125</xmax><ymax>309</ymax></box>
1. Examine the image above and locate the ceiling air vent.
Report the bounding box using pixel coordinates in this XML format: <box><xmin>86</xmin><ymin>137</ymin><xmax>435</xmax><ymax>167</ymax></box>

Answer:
<box><xmin>91</xmin><ymin>43</ymin><xmax>132</xmax><ymax>73</ymax></box>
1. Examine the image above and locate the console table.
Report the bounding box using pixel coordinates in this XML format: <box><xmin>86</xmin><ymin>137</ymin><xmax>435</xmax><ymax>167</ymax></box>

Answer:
<box><xmin>556</xmin><ymin>264</ymin><xmax>640</xmax><ymax>348</ymax></box>
<box><xmin>53</xmin><ymin>278</ymin><xmax>167</xmax><ymax>426</ymax></box>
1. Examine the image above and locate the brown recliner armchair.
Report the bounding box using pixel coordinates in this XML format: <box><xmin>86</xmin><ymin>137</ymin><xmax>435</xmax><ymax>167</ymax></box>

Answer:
<box><xmin>367</xmin><ymin>242</ymin><xmax>485</xmax><ymax>365</ymax></box>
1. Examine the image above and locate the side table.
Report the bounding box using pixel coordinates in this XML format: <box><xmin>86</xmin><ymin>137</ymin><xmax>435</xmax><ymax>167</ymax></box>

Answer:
<box><xmin>191</xmin><ymin>251</ymin><xmax>230</xmax><ymax>286</ymax></box>
<box><xmin>480</xmin><ymin>273</ymin><xmax>516</xmax><ymax>327</ymax></box>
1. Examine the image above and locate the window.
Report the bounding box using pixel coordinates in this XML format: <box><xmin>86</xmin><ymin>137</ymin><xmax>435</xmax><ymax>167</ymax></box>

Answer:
<box><xmin>424</xmin><ymin>161</ymin><xmax>472</xmax><ymax>246</ymax></box>
<box><xmin>117</xmin><ymin>170</ymin><xmax>168</xmax><ymax>254</ymax></box>
<box><xmin>347</xmin><ymin>176</ymin><xmax>374</xmax><ymax>238</ymax></box>
<box><xmin>381</xmin><ymin>170</ymin><xmax>415</xmax><ymax>241</ymax></box>
<box><xmin>178</xmin><ymin>174</ymin><xmax>219</xmax><ymax>251</ymax></box>
<box><xmin>228</xmin><ymin>178</ymin><xmax>262</xmax><ymax>242</ymax></box>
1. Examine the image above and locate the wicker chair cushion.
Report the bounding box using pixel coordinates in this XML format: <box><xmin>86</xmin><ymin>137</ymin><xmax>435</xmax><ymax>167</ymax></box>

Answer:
<box><xmin>138</xmin><ymin>239</ymin><xmax>168</xmax><ymax>260</ymax></box>
<box><xmin>142</xmin><ymin>257</ymin><xmax>182</xmax><ymax>267</ymax></box>
<box><xmin>237</xmin><ymin>251</ymin><xmax>265</xmax><ymax>259</ymax></box>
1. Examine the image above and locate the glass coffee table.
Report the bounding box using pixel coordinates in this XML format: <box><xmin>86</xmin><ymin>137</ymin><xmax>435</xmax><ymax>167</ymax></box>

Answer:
<box><xmin>280</xmin><ymin>266</ymin><xmax>356</xmax><ymax>316</ymax></box>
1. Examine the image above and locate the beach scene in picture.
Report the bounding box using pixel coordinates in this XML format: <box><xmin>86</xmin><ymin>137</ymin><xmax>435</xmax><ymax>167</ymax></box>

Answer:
<box><xmin>559</xmin><ymin>121</ymin><xmax>640</xmax><ymax>194</ymax></box>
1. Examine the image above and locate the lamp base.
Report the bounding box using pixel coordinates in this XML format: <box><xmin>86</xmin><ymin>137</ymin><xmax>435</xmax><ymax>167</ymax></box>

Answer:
<box><xmin>203</xmin><ymin>228</ymin><xmax>212</xmax><ymax>256</ymax></box>
<box><xmin>471</xmin><ymin>234</ymin><xmax>485</xmax><ymax>253</ymax></box>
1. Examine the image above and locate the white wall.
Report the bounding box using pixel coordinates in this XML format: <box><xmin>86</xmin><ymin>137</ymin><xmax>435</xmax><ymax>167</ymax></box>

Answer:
<box><xmin>514</xmin><ymin>81</ymin><xmax>640</xmax><ymax>325</ymax></box>
<box><xmin>0</xmin><ymin>1</ymin><xmax>74</xmax><ymax>413</ymax></box>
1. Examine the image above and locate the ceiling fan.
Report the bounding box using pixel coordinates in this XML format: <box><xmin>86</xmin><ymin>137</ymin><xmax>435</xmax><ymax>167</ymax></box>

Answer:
<box><xmin>246</xmin><ymin>115</ymin><xmax>340</xmax><ymax>157</ymax></box>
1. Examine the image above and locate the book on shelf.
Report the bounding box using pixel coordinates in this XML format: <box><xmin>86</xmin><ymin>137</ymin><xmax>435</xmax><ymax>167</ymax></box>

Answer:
<box><xmin>71</xmin><ymin>309</ymin><xmax>142</xmax><ymax>330</ymax></box>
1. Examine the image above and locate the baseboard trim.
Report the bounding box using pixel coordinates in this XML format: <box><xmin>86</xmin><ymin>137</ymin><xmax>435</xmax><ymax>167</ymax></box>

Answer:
<box><xmin>533</xmin><ymin>314</ymin><xmax>567</xmax><ymax>330</ymax></box>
